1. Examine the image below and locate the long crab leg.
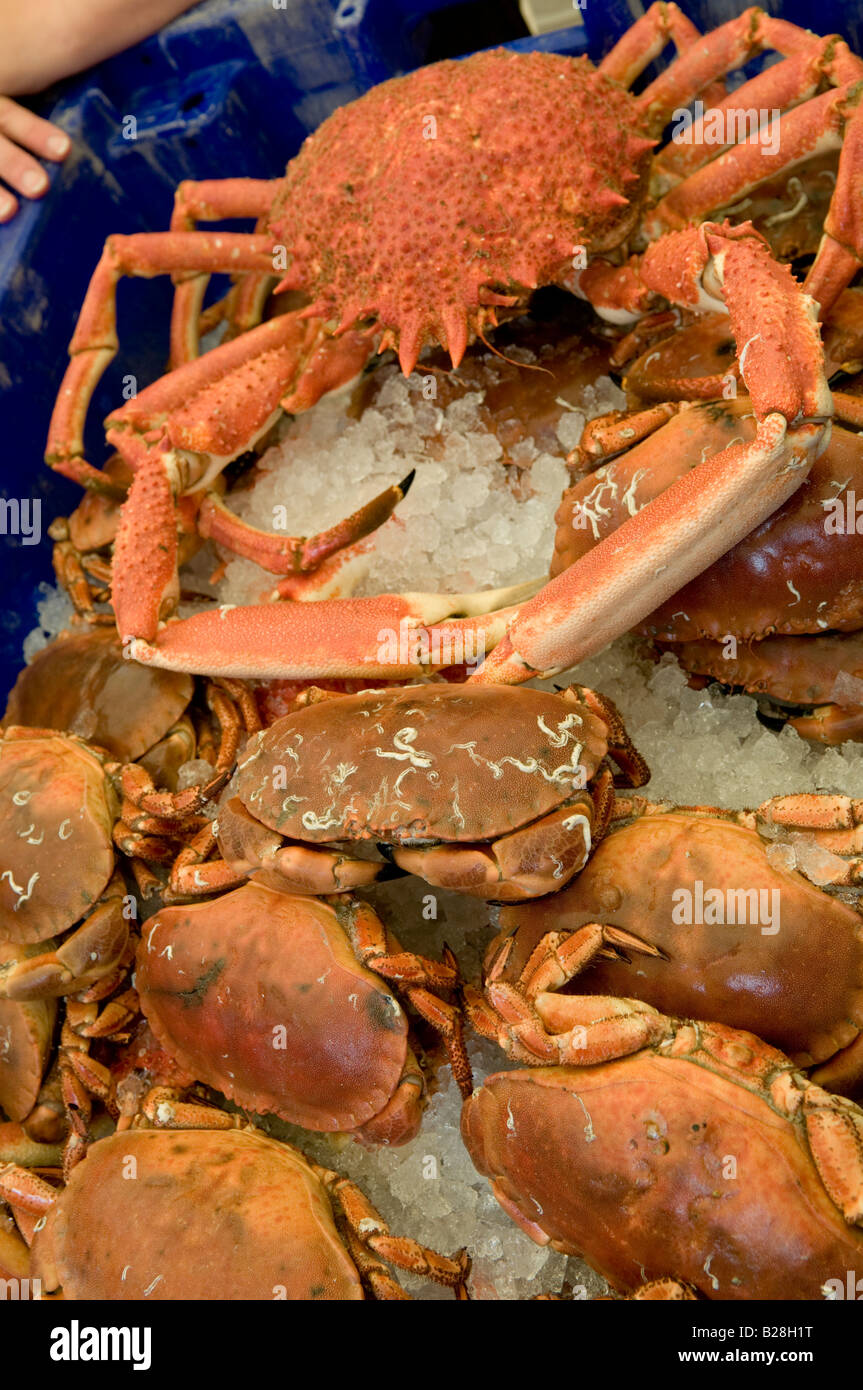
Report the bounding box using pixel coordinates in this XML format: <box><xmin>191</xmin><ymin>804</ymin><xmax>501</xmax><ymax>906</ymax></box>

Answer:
<box><xmin>805</xmin><ymin>101</ymin><xmax>863</xmax><ymax>317</ymax></box>
<box><xmin>598</xmin><ymin>1</ymin><xmax>726</xmax><ymax>108</ymax></box>
<box><xmin>654</xmin><ymin>37</ymin><xmax>862</xmax><ymax>184</ymax></box>
<box><xmin>44</xmin><ymin>241</ymin><xmax>384</xmax><ymax>641</ymax></box>
<box><xmin>127</xmin><ymin>586</ymin><xmax>536</xmax><ymax>678</ymax></box>
<box><xmin>646</xmin><ymin>82</ymin><xmax>863</xmax><ymax>239</ymax></box>
<box><xmin>168</xmin><ymin>177</ymin><xmax>280</xmax><ymax>366</ymax></box>
<box><xmin>470</xmin><ymin>222</ymin><xmax>831</xmax><ymax>684</ymax></box>
<box><xmin>46</xmin><ymin>231</ymin><xmax>280</xmax><ymax>492</ymax></box>
<box><xmin>196</xmin><ymin>473</ymin><xmax>414</xmax><ymax>578</ymax></box>
<box><xmin>627</xmin><ymin>6</ymin><xmax>845</xmax><ymax>134</ymax></box>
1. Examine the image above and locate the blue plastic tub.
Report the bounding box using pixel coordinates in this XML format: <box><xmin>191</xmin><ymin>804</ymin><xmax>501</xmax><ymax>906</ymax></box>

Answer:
<box><xmin>0</xmin><ymin>0</ymin><xmax>860</xmax><ymax>696</ymax></box>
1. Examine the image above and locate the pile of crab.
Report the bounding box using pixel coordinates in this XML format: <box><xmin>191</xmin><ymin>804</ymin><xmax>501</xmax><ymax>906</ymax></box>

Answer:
<box><xmin>4</xmin><ymin>3</ymin><xmax>863</xmax><ymax>1299</ymax></box>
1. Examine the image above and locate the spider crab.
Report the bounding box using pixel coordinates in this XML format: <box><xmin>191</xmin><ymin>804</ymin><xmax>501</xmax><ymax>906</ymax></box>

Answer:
<box><xmin>45</xmin><ymin>7</ymin><xmax>859</xmax><ymax>684</ymax></box>
<box><xmin>471</xmin><ymin>795</ymin><xmax>863</xmax><ymax>1095</ymax></box>
<box><xmin>0</xmin><ymin>1123</ymin><xmax>470</xmax><ymax>1299</ymax></box>
<box><xmin>462</xmin><ymin>1011</ymin><xmax>863</xmax><ymax>1299</ymax></box>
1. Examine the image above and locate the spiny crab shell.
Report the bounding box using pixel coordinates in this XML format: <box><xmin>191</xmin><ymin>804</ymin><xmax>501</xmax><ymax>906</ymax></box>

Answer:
<box><xmin>271</xmin><ymin>48</ymin><xmax>652</xmax><ymax>369</ymax></box>
<box><xmin>226</xmin><ymin>684</ymin><xmax>629</xmax><ymax>901</ymax></box>
<box><xmin>30</xmin><ymin>1128</ymin><xmax>370</xmax><ymax>1299</ymax></box>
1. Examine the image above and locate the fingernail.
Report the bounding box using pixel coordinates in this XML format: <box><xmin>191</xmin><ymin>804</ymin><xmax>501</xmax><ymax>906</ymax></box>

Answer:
<box><xmin>22</xmin><ymin>169</ymin><xmax>48</xmax><ymax>195</ymax></box>
<box><xmin>0</xmin><ymin>195</ymin><xmax>13</xmax><ymax>219</ymax></box>
<box><xmin>48</xmin><ymin>134</ymin><xmax>69</xmax><ymax>157</ymax></box>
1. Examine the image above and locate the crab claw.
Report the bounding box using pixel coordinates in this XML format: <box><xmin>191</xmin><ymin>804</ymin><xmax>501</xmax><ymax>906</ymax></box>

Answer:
<box><xmin>470</xmin><ymin>223</ymin><xmax>832</xmax><ymax>684</ymax></box>
<box><xmin>125</xmin><ymin>583</ymin><xmax>537</xmax><ymax>679</ymax></box>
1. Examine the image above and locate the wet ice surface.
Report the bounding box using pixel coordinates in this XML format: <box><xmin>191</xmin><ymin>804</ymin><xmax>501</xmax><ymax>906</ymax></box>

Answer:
<box><xmin>217</xmin><ymin>366</ymin><xmax>627</xmax><ymax>604</ymax></box>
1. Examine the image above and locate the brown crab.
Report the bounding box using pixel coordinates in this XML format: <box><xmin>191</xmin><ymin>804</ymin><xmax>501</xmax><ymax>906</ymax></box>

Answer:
<box><xmin>0</xmin><ymin>942</ymin><xmax>57</xmax><ymax>1124</ymax></box>
<box><xmin>1</xmin><ymin>1122</ymin><xmax>470</xmax><ymax>1299</ymax></box>
<box><xmin>173</xmin><ymin>683</ymin><xmax>647</xmax><ymax>903</ymax></box>
<box><xmin>462</xmin><ymin>1009</ymin><xmax>863</xmax><ymax>1300</ymax></box>
<box><xmin>472</xmin><ymin>796</ymin><xmax>863</xmax><ymax>1096</ymax></box>
<box><xmin>134</xmin><ymin>881</ymin><xmax>471</xmax><ymax>1144</ymax></box>
<box><xmin>0</xmin><ymin>728</ymin><xmax>129</xmax><ymax>1003</ymax></box>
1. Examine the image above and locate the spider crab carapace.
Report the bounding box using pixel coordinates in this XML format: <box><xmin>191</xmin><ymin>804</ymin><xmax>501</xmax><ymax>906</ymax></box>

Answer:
<box><xmin>45</xmin><ymin>5</ymin><xmax>863</xmax><ymax>687</ymax></box>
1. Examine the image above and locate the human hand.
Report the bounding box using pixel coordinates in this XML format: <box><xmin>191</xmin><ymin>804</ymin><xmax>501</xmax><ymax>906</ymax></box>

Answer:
<box><xmin>0</xmin><ymin>95</ymin><xmax>69</xmax><ymax>223</ymax></box>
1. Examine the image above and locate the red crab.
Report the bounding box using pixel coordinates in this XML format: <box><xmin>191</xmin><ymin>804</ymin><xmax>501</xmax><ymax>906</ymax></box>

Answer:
<box><xmin>0</xmin><ymin>1123</ymin><xmax>470</xmax><ymax>1299</ymax></box>
<box><xmin>462</xmin><ymin>1009</ymin><xmax>863</xmax><ymax>1299</ymax></box>
<box><xmin>45</xmin><ymin>8</ymin><xmax>855</xmax><ymax>684</ymax></box>
<box><xmin>134</xmin><ymin>881</ymin><xmax>471</xmax><ymax>1144</ymax></box>
<box><xmin>470</xmin><ymin>795</ymin><xmax>863</xmax><ymax>1095</ymax></box>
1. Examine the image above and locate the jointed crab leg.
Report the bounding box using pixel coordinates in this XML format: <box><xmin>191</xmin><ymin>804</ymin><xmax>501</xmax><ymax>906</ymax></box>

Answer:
<box><xmin>47</xmin><ymin>231</ymin><xmax>280</xmax><ymax>492</ymax></box>
<box><xmin>646</xmin><ymin>83</ymin><xmax>863</xmax><ymax>240</ymax></box>
<box><xmin>598</xmin><ymin>1</ymin><xmax>721</xmax><ymax>94</ymax></box>
<box><xmin>167</xmin><ymin>177</ymin><xmax>280</xmax><ymax>365</ymax></box>
<box><xmin>805</xmin><ymin>100</ymin><xmax>863</xmax><ymax>317</ymax></box>
<box><xmin>472</xmin><ymin>222</ymin><xmax>831</xmax><ymax>684</ymax></box>
<box><xmin>128</xmin><ymin>585</ymin><xmax>536</xmax><ymax>678</ymax></box>
<box><xmin>619</xmin><ymin>5</ymin><xmax>846</xmax><ymax>132</ymax></box>
<box><xmin>654</xmin><ymin>36</ymin><xmax>863</xmax><ymax>184</ymax></box>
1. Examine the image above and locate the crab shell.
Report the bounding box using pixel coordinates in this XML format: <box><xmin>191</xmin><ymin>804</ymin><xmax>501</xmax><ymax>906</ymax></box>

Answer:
<box><xmin>0</xmin><ymin>732</ymin><xmax>117</xmax><ymax>946</ymax></box>
<box><xmin>462</xmin><ymin>1025</ymin><xmax>863</xmax><ymax>1300</ymax></box>
<box><xmin>497</xmin><ymin>812</ymin><xmax>863</xmax><ymax>1078</ymax></box>
<box><xmin>30</xmin><ymin>1127</ymin><xmax>366</xmax><ymax>1299</ymax></box>
<box><xmin>0</xmin><ymin>941</ymin><xmax>57</xmax><ymax>1121</ymax></box>
<box><xmin>136</xmin><ymin>883</ymin><xmax>416</xmax><ymax>1138</ymax></box>
<box><xmin>3</xmin><ymin>628</ymin><xmax>193</xmax><ymax>764</ymax></box>
<box><xmin>230</xmin><ymin>685</ymin><xmax>610</xmax><ymax>900</ymax></box>
<box><xmin>271</xmin><ymin>48</ymin><xmax>651</xmax><ymax>369</ymax></box>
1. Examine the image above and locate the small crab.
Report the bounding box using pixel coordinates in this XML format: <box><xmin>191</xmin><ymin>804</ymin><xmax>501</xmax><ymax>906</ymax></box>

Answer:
<box><xmin>1</xmin><ymin>1120</ymin><xmax>470</xmax><ymax>1299</ymax></box>
<box><xmin>473</xmin><ymin>796</ymin><xmax>863</xmax><ymax>1094</ymax></box>
<box><xmin>0</xmin><ymin>729</ymin><xmax>129</xmax><ymax>1003</ymax></box>
<box><xmin>174</xmin><ymin>683</ymin><xmax>647</xmax><ymax>903</ymax></box>
<box><xmin>462</xmin><ymin>1009</ymin><xmax>863</xmax><ymax>1299</ymax></box>
<box><xmin>135</xmin><ymin>881</ymin><xmax>471</xmax><ymax>1144</ymax></box>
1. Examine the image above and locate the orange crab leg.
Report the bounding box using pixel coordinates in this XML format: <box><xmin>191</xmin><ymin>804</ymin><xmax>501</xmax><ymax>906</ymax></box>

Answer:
<box><xmin>126</xmin><ymin>590</ymin><xmax>527</xmax><ymax>678</ymax></box>
<box><xmin>598</xmin><ymin>1</ymin><xmax>726</xmax><ymax>108</ymax></box>
<box><xmin>168</xmin><ymin>177</ymin><xmax>280</xmax><ymax>365</ymax></box>
<box><xmin>196</xmin><ymin>472</ymin><xmax>414</xmax><ymax>576</ymax></box>
<box><xmin>46</xmin><ymin>231</ymin><xmax>279</xmax><ymax>491</ymax></box>
<box><xmin>471</xmin><ymin>223</ymin><xmax>831</xmax><ymax>684</ymax></box>
<box><xmin>654</xmin><ymin>37</ymin><xmax>861</xmax><ymax>183</ymax></box>
<box><xmin>103</xmin><ymin>313</ymin><xmax>379</xmax><ymax>641</ymax></box>
<box><xmin>805</xmin><ymin>98</ymin><xmax>863</xmax><ymax>317</ymax></box>
<box><xmin>630</xmin><ymin>7</ymin><xmax>838</xmax><ymax>132</ymax></box>
<box><xmin>647</xmin><ymin>83</ymin><xmax>863</xmax><ymax>238</ymax></box>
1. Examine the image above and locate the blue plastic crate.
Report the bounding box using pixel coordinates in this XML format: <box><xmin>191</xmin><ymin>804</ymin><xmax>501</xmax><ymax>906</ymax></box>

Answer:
<box><xmin>0</xmin><ymin>0</ymin><xmax>860</xmax><ymax>696</ymax></box>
